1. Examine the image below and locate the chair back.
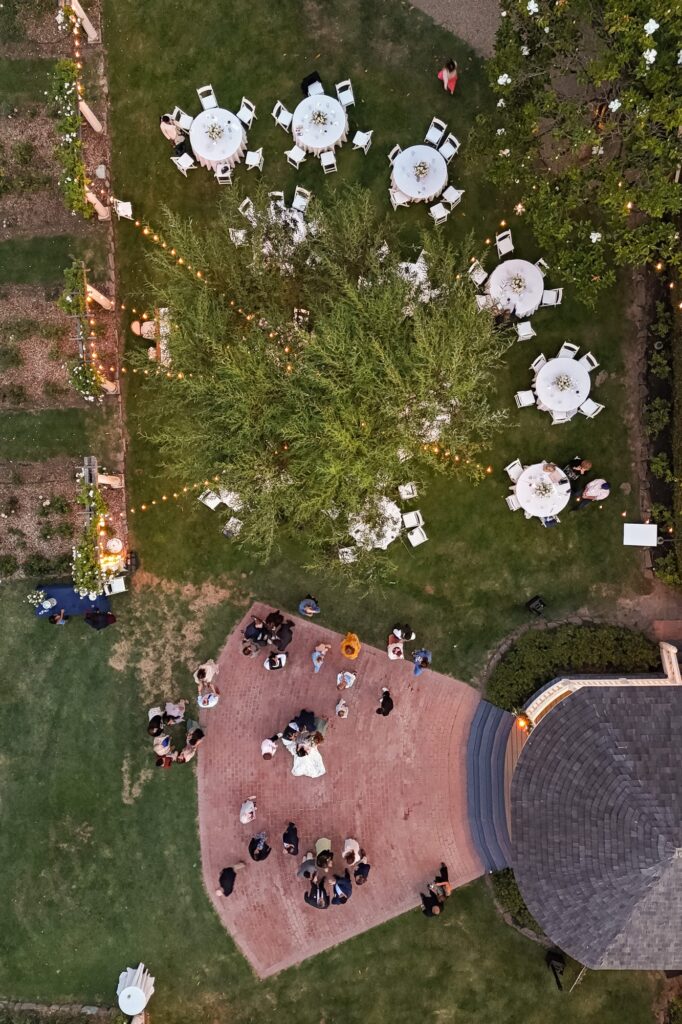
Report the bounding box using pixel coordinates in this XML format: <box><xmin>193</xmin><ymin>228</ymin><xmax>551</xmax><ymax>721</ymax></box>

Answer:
<box><xmin>429</xmin><ymin>203</ymin><xmax>449</xmax><ymax>225</ymax></box>
<box><xmin>506</xmin><ymin>494</ymin><xmax>521</xmax><ymax>511</ymax></box>
<box><xmin>579</xmin><ymin>351</ymin><xmax>599</xmax><ymax>371</ymax></box>
<box><xmin>530</xmin><ymin>353</ymin><xmax>547</xmax><ymax>374</ymax></box>
<box><xmin>496</xmin><ymin>229</ymin><xmax>514</xmax><ymax>256</ymax></box>
<box><xmin>504</xmin><ymin>458</ymin><xmax>523</xmax><ymax>482</ymax></box>
<box><xmin>558</xmin><ymin>341</ymin><xmax>579</xmax><ymax>359</ymax></box>
<box><xmin>197</xmin><ymin>85</ymin><xmax>218</xmax><ymax>110</ymax></box>
<box><xmin>293</xmin><ymin>185</ymin><xmax>311</xmax><ymax>211</ymax></box>
<box><xmin>388</xmin><ymin>144</ymin><xmax>402</xmax><ymax>165</ymax></box>
<box><xmin>320</xmin><ymin>150</ymin><xmax>337</xmax><ymax>173</ymax></box>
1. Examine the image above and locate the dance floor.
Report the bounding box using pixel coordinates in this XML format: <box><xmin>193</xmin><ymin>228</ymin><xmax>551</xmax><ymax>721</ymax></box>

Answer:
<box><xmin>197</xmin><ymin>603</ymin><xmax>484</xmax><ymax>977</ymax></box>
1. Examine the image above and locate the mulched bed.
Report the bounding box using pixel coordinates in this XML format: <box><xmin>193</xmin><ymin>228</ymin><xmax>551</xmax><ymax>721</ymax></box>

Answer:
<box><xmin>0</xmin><ymin>8</ymin><xmax>71</xmax><ymax>60</ymax></box>
<box><xmin>0</xmin><ymin>110</ymin><xmax>60</xmax><ymax>178</ymax></box>
<box><xmin>0</xmin><ymin>189</ymin><xmax>95</xmax><ymax>241</ymax></box>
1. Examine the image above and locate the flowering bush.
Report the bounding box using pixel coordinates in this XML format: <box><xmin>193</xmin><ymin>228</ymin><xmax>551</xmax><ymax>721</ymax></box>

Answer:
<box><xmin>70</xmin><ymin>360</ymin><xmax>104</xmax><ymax>402</ymax></box>
<box><xmin>26</xmin><ymin>589</ymin><xmax>47</xmax><ymax>607</ymax></box>
<box><xmin>72</xmin><ymin>533</ymin><xmax>104</xmax><ymax>596</ymax></box>
<box><xmin>50</xmin><ymin>59</ymin><xmax>92</xmax><ymax>218</ymax></box>
<box><xmin>58</xmin><ymin>261</ymin><xmax>87</xmax><ymax>317</ymax></box>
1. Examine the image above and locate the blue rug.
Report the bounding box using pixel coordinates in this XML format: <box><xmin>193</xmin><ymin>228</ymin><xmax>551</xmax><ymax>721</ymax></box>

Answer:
<box><xmin>34</xmin><ymin>584</ymin><xmax>111</xmax><ymax>618</ymax></box>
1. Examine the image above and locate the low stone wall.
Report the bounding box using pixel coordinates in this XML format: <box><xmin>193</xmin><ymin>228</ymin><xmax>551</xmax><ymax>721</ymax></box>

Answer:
<box><xmin>0</xmin><ymin>1003</ymin><xmax>115</xmax><ymax>1020</ymax></box>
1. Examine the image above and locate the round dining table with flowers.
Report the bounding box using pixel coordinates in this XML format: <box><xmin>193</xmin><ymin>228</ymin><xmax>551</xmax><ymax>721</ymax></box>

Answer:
<box><xmin>391</xmin><ymin>144</ymin><xmax>448</xmax><ymax>203</ymax></box>
<box><xmin>486</xmin><ymin>258</ymin><xmax>544</xmax><ymax>317</ymax></box>
<box><xmin>515</xmin><ymin>462</ymin><xmax>572</xmax><ymax>517</ymax></box>
<box><xmin>534</xmin><ymin>357</ymin><xmax>591</xmax><ymax>414</ymax></box>
<box><xmin>189</xmin><ymin>107</ymin><xmax>246</xmax><ymax>170</ymax></box>
<box><xmin>292</xmin><ymin>94</ymin><xmax>347</xmax><ymax>155</ymax></box>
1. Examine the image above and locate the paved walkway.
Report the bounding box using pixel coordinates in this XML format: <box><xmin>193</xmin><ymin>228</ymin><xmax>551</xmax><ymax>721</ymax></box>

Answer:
<box><xmin>197</xmin><ymin>604</ymin><xmax>483</xmax><ymax>977</ymax></box>
<box><xmin>408</xmin><ymin>0</ymin><xmax>501</xmax><ymax>57</ymax></box>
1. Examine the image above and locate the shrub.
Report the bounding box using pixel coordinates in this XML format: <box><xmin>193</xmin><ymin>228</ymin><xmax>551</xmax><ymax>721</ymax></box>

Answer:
<box><xmin>2</xmin><ymin>384</ymin><xmax>26</xmax><ymax>405</ymax></box>
<box><xmin>486</xmin><ymin>625</ymin><xmax>661</xmax><ymax>711</ymax></box>
<box><xmin>491</xmin><ymin>870</ymin><xmax>542</xmax><ymax>934</ymax></box>
<box><xmin>649</xmin><ymin>350</ymin><xmax>671</xmax><ymax>380</ymax></box>
<box><xmin>644</xmin><ymin>397</ymin><xmax>671</xmax><ymax>437</ymax></box>
<box><xmin>39</xmin><ymin>521</ymin><xmax>72</xmax><ymax>541</ymax></box>
<box><xmin>650</xmin><ymin>451</ymin><xmax>674</xmax><ymax>483</ymax></box>
<box><xmin>38</xmin><ymin>495</ymin><xmax>70</xmax><ymax>516</ymax></box>
<box><xmin>0</xmin><ymin>346</ymin><xmax>22</xmax><ymax>370</ymax></box>
<box><xmin>50</xmin><ymin>60</ymin><xmax>92</xmax><ymax>219</ymax></box>
<box><xmin>22</xmin><ymin>552</ymin><xmax>71</xmax><ymax>578</ymax></box>
<box><xmin>3</xmin><ymin>494</ymin><xmax>20</xmax><ymax>515</ymax></box>
<box><xmin>669</xmin><ymin>997</ymin><xmax>682</xmax><ymax>1024</ymax></box>
<box><xmin>654</xmin><ymin>550</ymin><xmax>682</xmax><ymax>589</ymax></box>
<box><xmin>0</xmin><ymin>554</ymin><xmax>19</xmax><ymax>576</ymax></box>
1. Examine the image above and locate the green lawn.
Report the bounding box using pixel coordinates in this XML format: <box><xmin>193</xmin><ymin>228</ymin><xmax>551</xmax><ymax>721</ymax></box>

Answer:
<box><xmin>0</xmin><ymin>57</ymin><xmax>53</xmax><ymax>105</ymax></box>
<box><xmin>0</xmin><ymin>581</ymin><xmax>660</xmax><ymax>1024</ymax></box>
<box><xmin>0</xmin><ymin>407</ymin><xmax>104</xmax><ymax>460</ymax></box>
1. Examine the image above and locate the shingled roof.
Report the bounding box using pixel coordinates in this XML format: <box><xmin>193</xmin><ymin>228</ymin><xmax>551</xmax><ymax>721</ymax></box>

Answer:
<box><xmin>511</xmin><ymin>686</ymin><xmax>682</xmax><ymax>969</ymax></box>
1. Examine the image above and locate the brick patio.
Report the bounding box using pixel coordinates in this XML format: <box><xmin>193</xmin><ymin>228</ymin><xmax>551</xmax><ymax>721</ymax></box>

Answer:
<box><xmin>197</xmin><ymin>603</ymin><xmax>484</xmax><ymax>978</ymax></box>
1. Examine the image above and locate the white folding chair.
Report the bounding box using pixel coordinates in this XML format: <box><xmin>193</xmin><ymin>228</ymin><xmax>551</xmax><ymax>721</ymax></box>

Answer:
<box><xmin>285</xmin><ymin>144</ymin><xmax>307</xmax><ymax>169</ymax></box>
<box><xmin>476</xmin><ymin>293</ymin><xmax>493</xmax><ymax>311</ymax></box>
<box><xmin>112</xmin><ymin>198</ymin><xmax>133</xmax><ymax>220</ymax></box>
<box><xmin>387</xmin><ymin>144</ymin><xmax>402</xmax><ymax>165</ymax></box>
<box><xmin>171</xmin><ymin>106</ymin><xmax>193</xmax><ymax>132</ymax></box>
<box><xmin>579</xmin><ymin>398</ymin><xmax>604</xmax><ymax>418</ymax></box>
<box><xmin>506</xmin><ymin>494</ymin><xmax>521</xmax><ymax>511</ymax></box>
<box><xmin>468</xmin><ymin>260</ymin><xmax>488</xmax><ymax>286</ymax></box>
<box><xmin>229</xmin><ymin>227</ymin><xmax>247</xmax><ymax>246</ymax></box>
<box><xmin>338</xmin><ymin>546</ymin><xmax>357</xmax><ymax>563</ymax></box>
<box><xmin>438</xmin><ymin>133</ymin><xmax>460</xmax><ymax>162</ymax></box>
<box><xmin>272</xmin><ymin>101</ymin><xmax>293</xmax><ymax>132</ymax></box>
<box><xmin>171</xmin><ymin>153</ymin><xmax>196</xmax><ymax>176</ymax></box>
<box><xmin>196</xmin><ymin>84</ymin><xmax>218</xmax><ymax>110</ymax></box>
<box><xmin>245</xmin><ymin>147</ymin><xmax>264</xmax><ymax>171</ymax></box>
<box><xmin>579</xmin><ymin>351</ymin><xmax>600</xmax><ymax>372</ymax></box>
<box><xmin>504</xmin><ymin>459</ymin><xmax>523</xmax><ymax>483</ymax></box>
<box><xmin>320</xmin><ymin>149</ymin><xmax>337</xmax><ymax>174</ymax></box>
<box><xmin>389</xmin><ymin>188</ymin><xmax>410</xmax><ymax>210</ymax></box>
<box><xmin>402</xmin><ymin>510</ymin><xmax>424</xmax><ymax>529</ymax></box>
<box><xmin>307</xmin><ymin>79</ymin><xmax>324</xmax><ymax>96</ymax></box>
<box><xmin>269</xmin><ymin>190</ymin><xmax>285</xmax><ymax>208</ymax></box>
<box><xmin>530</xmin><ymin>353</ymin><xmax>547</xmax><ymax>375</ymax></box>
<box><xmin>198</xmin><ymin>489</ymin><xmax>222</xmax><ymax>510</ymax></box>
<box><xmin>352</xmin><ymin>129</ymin><xmax>373</xmax><ymax>154</ymax></box>
<box><xmin>558</xmin><ymin>341</ymin><xmax>579</xmax><ymax>359</ymax></box>
<box><xmin>425</xmin><ymin>116</ymin><xmax>447</xmax><ymax>147</ymax></box>
<box><xmin>237</xmin><ymin>97</ymin><xmax>256</xmax><ymax>129</ymax></box>
<box><xmin>515</xmin><ymin>390</ymin><xmax>536</xmax><ymax>408</ymax></box>
<box><xmin>398</xmin><ymin>482</ymin><xmax>418</xmax><ymax>501</ymax></box>
<box><xmin>535</xmin><ymin>257</ymin><xmax>550</xmax><ymax>276</ymax></box>
<box><xmin>495</xmin><ymin>229</ymin><xmax>514</xmax><ymax>257</ymax></box>
<box><xmin>292</xmin><ymin>185</ymin><xmax>312</xmax><ymax>213</ymax></box>
<box><xmin>407</xmin><ymin>526</ymin><xmax>428</xmax><ymax>547</ymax></box>
<box><xmin>214</xmin><ymin>163</ymin><xmax>233</xmax><ymax>185</ymax></box>
<box><xmin>542</xmin><ymin>287</ymin><xmax>563</xmax><ymax>306</ymax></box>
<box><xmin>335</xmin><ymin>79</ymin><xmax>355</xmax><ymax>108</ymax></box>
<box><xmin>541</xmin><ymin>515</ymin><xmax>561</xmax><ymax>528</ymax></box>
<box><xmin>551</xmin><ymin>409</ymin><xmax>572</xmax><ymax>424</ymax></box>
<box><xmin>516</xmin><ymin>321</ymin><xmax>536</xmax><ymax>341</ymax></box>
<box><xmin>238</xmin><ymin>197</ymin><xmax>256</xmax><ymax>225</ymax></box>
<box><xmin>429</xmin><ymin>202</ymin><xmax>449</xmax><ymax>226</ymax></box>
<box><xmin>442</xmin><ymin>185</ymin><xmax>464</xmax><ymax>208</ymax></box>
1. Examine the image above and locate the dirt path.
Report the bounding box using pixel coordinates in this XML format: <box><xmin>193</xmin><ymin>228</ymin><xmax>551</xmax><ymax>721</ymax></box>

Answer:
<box><xmin>408</xmin><ymin>0</ymin><xmax>500</xmax><ymax>57</ymax></box>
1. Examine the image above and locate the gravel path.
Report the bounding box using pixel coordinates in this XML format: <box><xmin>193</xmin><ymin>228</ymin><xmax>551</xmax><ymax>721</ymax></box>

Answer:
<box><xmin>409</xmin><ymin>0</ymin><xmax>501</xmax><ymax>57</ymax></box>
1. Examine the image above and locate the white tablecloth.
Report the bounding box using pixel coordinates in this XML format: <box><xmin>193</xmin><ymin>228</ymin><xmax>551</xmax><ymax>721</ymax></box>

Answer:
<box><xmin>486</xmin><ymin>259</ymin><xmax>544</xmax><ymax>318</ymax></box>
<box><xmin>534</xmin><ymin>357</ymin><xmax>591</xmax><ymax>413</ymax></box>
<box><xmin>349</xmin><ymin>497</ymin><xmax>402</xmax><ymax>550</ymax></box>
<box><xmin>292</xmin><ymin>95</ymin><xmax>347</xmax><ymax>155</ymax></box>
<box><xmin>189</xmin><ymin>108</ymin><xmax>246</xmax><ymax>170</ymax></box>
<box><xmin>391</xmin><ymin>145</ymin><xmax>448</xmax><ymax>203</ymax></box>
<box><xmin>515</xmin><ymin>463</ymin><xmax>572</xmax><ymax>517</ymax></box>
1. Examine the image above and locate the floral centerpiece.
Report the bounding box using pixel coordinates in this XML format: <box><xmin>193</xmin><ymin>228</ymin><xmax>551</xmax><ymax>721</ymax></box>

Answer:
<box><xmin>533</xmin><ymin>480</ymin><xmax>553</xmax><ymax>498</ymax></box>
<box><xmin>552</xmin><ymin>372</ymin><xmax>573</xmax><ymax>392</ymax></box>
<box><xmin>414</xmin><ymin>160</ymin><xmax>429</xmax><ymax>180</ymax></box>
<box><xmin>206</xmin><ymin>119</ymin><xmax>224</xmax><ymax>141</ymax></box>
<box><xmin>311</xmin><ymin>109</ymin><xmax>329</xmax><ymax>126</ymax></box>
<box><xmin>26</xmin><ymin>589</ymin><xmax>48</xmax><ymax>607</ymax></box>
<box><xmin>508</xmin><ymin>274</ymin><xmax>525</xmax><ymax>294</ymax></box>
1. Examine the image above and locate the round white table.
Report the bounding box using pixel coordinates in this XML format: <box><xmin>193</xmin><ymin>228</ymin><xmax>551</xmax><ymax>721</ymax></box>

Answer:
<box><xmin>486</xmin><ymin>259</ymin><xmax>544</xmax><ymax>318</ymax></box>
<box><xmin>118</xmin><ymin>987</ymin><xmax>148</xmax><ymax>1016</ymax></box>
<box><xmin>292</xmin><ymin>95</ymin><xmax>347</xmax><ymax>155</ymax></box>
<box><xmin>515</xmin><ymin>463</ymin><xmax>572</xmax><ymax>517</ymax></box>
<box><xmin>534</xmin><ymin>357</ymin><xmax>590</xmax><ymax>413</ymax></box>
<box><xmin>349</xmin><ymin>497</ymin><xmax>402</xmax><ymax>550</ymax></box>
<box><xmin>391</xmin><ymin>145</ymin><xmax>448</xmax><ymax>203</ymax></box>
<box><xmin>189</xmin><ymin>108</ymin><xmax>246</xmax><ymax>170</ymax></box>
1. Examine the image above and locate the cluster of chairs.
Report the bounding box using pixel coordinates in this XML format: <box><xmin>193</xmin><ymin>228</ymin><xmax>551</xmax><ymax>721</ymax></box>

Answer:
<box><xmin>198</xmin><ymin>487</ymin><xmax>244</xmax><ymax>538</ymax></box>
<box><xmin>398</xmin><ymin>482</ymin><xmax>428</xmax><ymax>547</ymax></box>
<box><xmin>233</xmin><ymin>186</ymin><xmax>312</xmax><ymax>238</ymax></box>
<box><xmin>279</xmin><ymin>77</ymin><xmax>371</xmax><ymax>175</ymax></box>
<box><xmin>515</xmin><ymin>344</ymin><xmax>603</xmax><ymax>422</ymax></box>
<box><xmin>388</xmin><ymin>116</ymin><xmax>462</xmax><ymax>223</ymax></box>
<box><xmin>167</xmin><ymin>85</ymin><xmax>261</xmax><ymax>182</ymax></box>
<box><xmin>503</xmin><ymin>459</ymin><xmax>560</xmax><ymax>528</ymax></box>
<box><xmin>470</xmin><ymin>234</ymin><xmax>563</xmax><ymax>315</ymax></box>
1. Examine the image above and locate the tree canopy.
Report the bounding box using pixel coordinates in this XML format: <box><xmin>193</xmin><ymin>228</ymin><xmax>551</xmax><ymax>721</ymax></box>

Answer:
<box><xmin>135</xmin><ymin>185</ymin><xmax>511</xmax><ymax>571</ymax></box>
<box><xmin>473</xmin><ymin>0</ymin><xmax>681</xmax><ymax>304</ymax></box>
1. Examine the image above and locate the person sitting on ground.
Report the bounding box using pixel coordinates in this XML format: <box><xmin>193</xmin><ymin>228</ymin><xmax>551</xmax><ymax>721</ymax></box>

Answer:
<box><xmin>392</xmin><ymin>623</ymin><xmax>416</xmax><ymax>642</ymax></box>
<box><xmin>155</xmin><ymin>753</ymin><xmax>176</xmax><ymax>769</ymax></box>
<box><xmin>387</xmin><ymin>636</ymin><xmax>404</xmax><ymax>661</ymax></box>
<box><xmin>241</xmin><ymin>641</ymin><xmax>259</xmax><ymax>658</ymax></box>
<box><xmin>304</xmin><ymin>877</ymin><xmax>330</xmax><ymax>910</ymax></box>
<box><xmin>428</xmin><ymin>863</ymin><xmax>452</xmax><ymax>901</ymax></box>
<box><xmin>48</xmin><ymin>608</ymin><xmax>69</xmax><ymax>626</ymax></box>
<box><xmin>215</xmin><ymin>862</ymin><xmax>245</xmax><ymax>898</ymax></box>
<box><xmin>293</xmin><ymin>709</ymin><xmax>316</xmax><ymax>732</ymax></box>
<box><xmin>248</xmin><ymin>831</ymin><xmax>272</xmax><ymax>862</ymax></box>
<box><xmin>163</xmin><ymin>698</ymin><xmax>187</xmax><ymax>725</ymax></box>
<box><xmin>84</xmin><ymin>609</ymin><xmax>116</xmax><ymax>630</ymax></box>
<box><xmin>264</xmin><ymin>651</ymin><xmax>287</xmax><ymax>671</ymax></box>
<box><xmin>177</xmin><ymin>722</ymin><xmax>205</xmax><ymax>763</ymax></box>
<box><xmin>354</xmin><ymin>853</ymin><xmax>371</xmax><ymax>886</ymax></box>
<box><xmin>239</xmin><ymin>796</ymin><xmax>257</xmax><ymax>824</ymax></box>
<box><xmin>340</xmin><ymin>632</ymin><xmax>361</xmax><ymax>660</ymax></box>
<box><xmin>195</xmin><ymin>660</ymin><xmax>220</xmax><ymax>707</ymax></box>
<box><xmin>298</xmin><ymin>594</ymin><xmax>321</xmax><ymax>617</ymax></box>
<box><xmin>331</xmin><ymin>870</ymin><xmax>353</xmax><ymax>905</ymax></box>
<box><xmin>563</xmin><ymin>457</ymin><xmax>592</xmax><ymax>486</ymax></box>
<box><xmin>335</xmin><ymin>697</ymin><xmax>349</xmax><ymax>718</ymax></box>
<box><xmin>412</xmin><ymin>649</ymin><xmax>433</xmax><ymax>677</ymax></box>
<box><xmin>575</xmin><ymin>478</ymin><xmax>610</xmax><ymax>510</ymax></box>
<box><xmin>336</xmin><ymin>670</ymin><xmax>356</xmax><ymax>691</ymax></box>
<box><xmin>342</xmin><ymin>837</ymin><xmax>362</xmax><ymax>867</ymax></box>
<box><xmin>376</xmin><ymin>688</ymin><xmax>394</xmax><ymax>716</ymax></box>
<box><xmin>297</xmin><ymin>853</ymin><xmax>318</xmax><ymax>880</ymax></box>
<box><xmin>147</xmin><ymin>706</ymin><xmax>164</xmax><ymax>736</ymax></box>
<box><xmin>159</xmin><ymin>113</ymin><xmax>183</xmax><ymax>143</ymax></box>
<box><xmin>282</xmin><ymin>822</ymin><xmax>299</xmax><ymax>856</ymax></box>
<box><xmin>153</xmin><ymin>732</ymin><xmax>174</xmax><ymax>758</ymax></box>
<box><xmin>261</xmin><ymin>735</ymin><xmax>279</xmax><ymax>760</ymax></box>
<box><xmin>437</xmin><ymin>58</ymin><xmax>458</xmax><ymax>94</ymax></box>
<box><xmin>311</xmin><ymin>642</ymin><xmax>331</xmax><ymax>673</ymax></box>
<box><xmin>315</xmin><ymin>838</ymin><xmax>334</xmax><ymax>871</ymax></box>
<box><xmin>243</xmin><ymin>616</ymin><xmax>270</xmax><ymax>645</ymax></box>
<box><xmin>420</xmin><ymin>889</ymin><xmax>444</xmax><ymax>917</ymax></box>
<box><xmin>265</xmin><ymin>609</ymin><xmax>284</xmax><ymax>635</ymax></box>
<box><xmin>272</xmin><ymin>619</ymin><xmax>295</xmax><ymax>652</ymax></box>
<box><xmin>130</xmin><ymin>318</ymin><xmax>157</xmax><ymax>340</ymax></box>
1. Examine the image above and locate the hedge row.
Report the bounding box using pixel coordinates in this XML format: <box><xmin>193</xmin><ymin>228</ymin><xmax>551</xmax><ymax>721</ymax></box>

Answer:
<box><xmin>491</xmin><ymin>869</ymin><xmax>542</xmax><ymax>934</ymax></box>
<box><xmin>485</xmin><ymin>624</ymin><xmax>661</xmax><ymax>711</ymax></box>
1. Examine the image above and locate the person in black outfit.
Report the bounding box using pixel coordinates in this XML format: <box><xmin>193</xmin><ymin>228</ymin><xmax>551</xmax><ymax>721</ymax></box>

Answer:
<box><xmin>392</xmin><ymin>623</ymin><xmax>416</xmax><ymax>642</ymax></box>
<box><xmin>265</xmin><ymin>609</ymin><xmax>284</xmax><ymax>633</ymax></box>
<box><xmin>282</xmin><ymin>822</ymin><xmax>299</xmax><ymax>855</ymax></box>
<box><xmin>248</xmin><ymin>832</ymin><xmax>272</xmax><ymax>862</ymax></box>
<box><xmin>354</xmin><ymin>858</ymin><xmax>371</xmax><ymax>886</ymax></box>
<box><xmin>331</xmin><ymin>870</ymin><xmax>353</xmax><ymax>905</ymax></box>
<box><xmin>244</xmin><ymin>616</ymin><xmax>270</xmax><ymax>645</ymax></box>
<box><xmin>304</xmin><ymin>877</ymin><xmax>330</xmax><ymax>909</ymax></box>
<box><xmin>420</xmin><ymin>863</ymin><xmax>450</xmax><ymax>916</ymax></box>
<box><xmin>420</xmin><ymin>890</ymin><xmax>443</xmax><ymax>916</ymax></box>
<box><xmin>376</xmin><ymin>688</ymin><xmax>394</xmax><ymax>717</ymax></box>
<box><xmin>273</xmin><ymin>619</ymin><xmax>295</xmax><ymax>652</ymax></box>
<box><xmin>215</xmin><ymin>862</ymin><xmax>245</xmax><ymax>897</ymax></box>
<box><xmin>293</xmin><ymin>709</ymin><xmax>316</xmax><ymax>732</ymax></box>
<box><xmin>563</xmin><ymin>457</ymin><xmax>592</xmax><ymax>490</ymax></box>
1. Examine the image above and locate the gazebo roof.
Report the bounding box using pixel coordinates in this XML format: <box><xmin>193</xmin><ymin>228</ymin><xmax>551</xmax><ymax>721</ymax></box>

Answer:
<box><xmin>511</xmin><ymin>686</ymin><xmax>682</xmax><ymax>969</ymax></box>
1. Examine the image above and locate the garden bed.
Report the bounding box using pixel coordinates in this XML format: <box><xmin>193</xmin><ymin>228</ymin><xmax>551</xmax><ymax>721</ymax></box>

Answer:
<box><xmin>0</xmin><ymin>0</ymin><xmax>71</xmax><ymax>60</ymax></box>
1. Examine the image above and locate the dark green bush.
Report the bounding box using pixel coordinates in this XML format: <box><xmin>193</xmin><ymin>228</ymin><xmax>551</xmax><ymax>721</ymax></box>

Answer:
<box><xmin>491</xmin><ymin>869</ymin><xmax>542</xmax><ymax>934</ymax></box>
<box><xmin>39</xmin><ymin>521</ymin><xmax>72</xmax><ymax>540</ymax></box>
<box><xmin>0</xmin><ymin>554</ymin><xmax>18</xmax><ymax>576</ymax></box>
<box><xmin>22</xmin><ymin>552</ymin><xmax>71</xmax><ymax>578</ymax></box>
<box><xmin>0</xmin><ymin>345</ymin><xmax>22</xmax><ymax>370</ymax></box>
<box><xmin>38</xmin><ymin>494</ymin><xmax>70</xmax><ymax>516</ymax></box>
<box><xmin>486</xmin><ymin>625</ymin><xmax>661</xmax><ymax>711</ymax></box>
<box><xmin>669</xmin><ymin>998</ymin><xmax>682</xmax><ymax>1024</ymax></box>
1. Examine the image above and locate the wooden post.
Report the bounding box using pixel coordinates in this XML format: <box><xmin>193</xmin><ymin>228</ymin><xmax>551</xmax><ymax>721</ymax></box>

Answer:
<box><xmin>69</xmin><ymin>0</ymin><xmax>99</xmax><ymax>42</ymax></box>
<box><xmin>78</xmin><ymin>99</ymin><xmax>103</xmax><ymax>134</ymax></box>
<box><xmin>85</xmin><ymin>190</ymin><xmax>111</xmax><ymax>221</ymax></box>
<box><xmin>86</xmin><ymin>284</ymin><xmax>114</xmax><ymax>311</ymax></box>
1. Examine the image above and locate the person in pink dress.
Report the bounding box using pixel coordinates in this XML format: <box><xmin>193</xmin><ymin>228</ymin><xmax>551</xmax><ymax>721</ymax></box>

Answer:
<box><xmin>438</xmin><ymin>59</ymin><xmax>458</xmax><ymax>94</ymax></box>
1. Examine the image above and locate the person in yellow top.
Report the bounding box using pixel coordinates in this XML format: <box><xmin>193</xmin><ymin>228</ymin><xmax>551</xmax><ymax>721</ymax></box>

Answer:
<box><xmin>340</xmin><ymin>632</ymin><xmax>361</xmax><ymax>660</ymax></box>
